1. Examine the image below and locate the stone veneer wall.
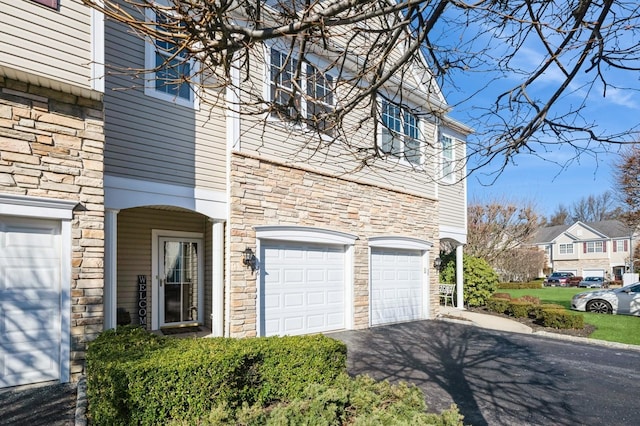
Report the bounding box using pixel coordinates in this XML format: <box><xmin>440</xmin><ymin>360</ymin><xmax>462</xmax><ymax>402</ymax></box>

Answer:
<box><xmin>0</xmin><ymin>76</ymin><xmax>105</xmax><ymax>381</ymax></box>
<box><xmin>229</xmin><ymin>152</ymin><xmax>440</xmax><ymax>337</ymax></box>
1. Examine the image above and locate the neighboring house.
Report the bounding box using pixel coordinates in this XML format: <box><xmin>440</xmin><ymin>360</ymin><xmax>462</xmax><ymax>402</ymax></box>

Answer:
<box><xmin>532</xmin><ymin>220</ymin><xmax>637</xmax><ymax>280</ymax></box>
<box><xmin>0</xmin><ymin>0</ymin><xmax>470</xmax><ymax>389</ymax></box>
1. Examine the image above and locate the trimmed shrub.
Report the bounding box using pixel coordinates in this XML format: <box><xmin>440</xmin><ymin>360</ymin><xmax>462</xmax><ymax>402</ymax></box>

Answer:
<box><xmin>86</xmin><ymin>328</ymin><xmax>347</xmax><ymax>425</ymax></box>
<box><xmin>440</xmin><ymin>254</ymin><xmax>499</xmax><ymax>307</ymax></box>
<box><xmin>530</xmin><ymin>303</ymin><xmax>565</xmax><ymax>320</ymax></box>
<box><xmin>539</xmin><ymin>309</ymin><xmax>584</xmax><ymax>329</ymax></box>
<box><xmin>498</xmin><ymin>281</ymin><xmax>544</xmax><ymax>289</ymax></box>
<box><xmin>508</xmin><ymin>300</ymin><xmax>534</xmax><ymax>318</ymax></box>
<box><xmin>486</xmin><ymin>297</ymin><xmax>511</xmax><ymax>314</ymax></box>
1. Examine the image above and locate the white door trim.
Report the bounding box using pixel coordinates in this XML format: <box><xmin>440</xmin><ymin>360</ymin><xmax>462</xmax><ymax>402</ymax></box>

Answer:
<box><xmin>151</xmin><ymin>230</ymin><xmax>204</xmax><ymax>330</ymax></box>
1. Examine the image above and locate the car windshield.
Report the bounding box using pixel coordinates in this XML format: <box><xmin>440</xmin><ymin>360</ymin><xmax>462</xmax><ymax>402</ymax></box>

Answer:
<box><xmin>585</xmin><ymin>277</ymin><xmax>601</xmax><ymax>281</ymax></box>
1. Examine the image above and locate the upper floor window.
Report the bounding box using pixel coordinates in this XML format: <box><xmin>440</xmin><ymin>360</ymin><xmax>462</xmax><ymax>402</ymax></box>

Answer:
<box><xmin>559</xmin><ymin>243</ymin><xmax>573</xmax><ymax>254</ymax></box>
<box><xmin>144</xmin><ymin>7</ymin><xmax>197</xmax><ymax>108</ymax></box>
<box><xmin>441</xmin><ymin>134</ymin><xmax>455</xmax><ymax>182</ymax></box>
<box><xmin>585</xmin><ymin>241</ymin><xmax>604</xmax><ymax>253</ymax></box>
<box><xmin>615</xmin><ymin>240</ymin><xmax>628</xmax><ymax>252</ymax></box>
<box><xmin>380</xmin><ymin>100</ymin><xmax>422</xmax><ymax>165</ymax></box>
<box><xmin>269</xmin><ymin>48</ymin><xmax>335</xmax><ymax>135</ymax></box>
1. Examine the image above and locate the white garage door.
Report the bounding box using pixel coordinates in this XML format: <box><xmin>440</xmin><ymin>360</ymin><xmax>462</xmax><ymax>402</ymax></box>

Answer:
<box><xmin>583</xmin><ymin>269</ymin><xmax>605</xmax><ymax>278</ymax></box>
<box><xmin>261</xmin><ymin>242</ymin><xmax>345</xmax><ymax>336</ymax></box>
<box><xmin>0</xmin><ymin>217</ymin><xmax>62</xmax><ymax>388</ymax></box>
<box><xmin>371</xmin><ymin>248</ymin><xmax>423</xmax><ymax>326</ymax></box>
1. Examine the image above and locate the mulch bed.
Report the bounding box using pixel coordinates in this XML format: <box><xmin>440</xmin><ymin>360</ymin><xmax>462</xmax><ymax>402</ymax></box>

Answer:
<box><xmin>466</xmin><ymin>306</ymin><xmax>597</xmax><ymax>338</ymax></box>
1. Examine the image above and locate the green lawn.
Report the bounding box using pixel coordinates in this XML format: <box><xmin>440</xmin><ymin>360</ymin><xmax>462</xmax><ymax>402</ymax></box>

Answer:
<box><xmin>501</xmin><ymin>287</ymin><xmax>640</xmax><ymax>346</ymax></box>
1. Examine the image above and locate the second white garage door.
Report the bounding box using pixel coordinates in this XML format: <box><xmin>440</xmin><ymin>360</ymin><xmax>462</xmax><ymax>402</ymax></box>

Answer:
<box><xmin>0</xmin><ymin>216</ymin><xmax>62</xmax><ymax>388</ymax></box>
<box><xmin>370</xmin><ymin>248</ymin><xmax>423</xmax><ymax>326</ymax></box>
<box><xmin>260</xmin><ymin>242</ymin><xmax>346</xmax><ymax>336</ymax></box>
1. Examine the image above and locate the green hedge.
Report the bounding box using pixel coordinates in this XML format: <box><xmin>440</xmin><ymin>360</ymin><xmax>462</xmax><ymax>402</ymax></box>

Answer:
<box><xmin>86</xmin><ymin>327</ymin><xmax>347</xmax><ymax>425</ymax></box>
<box><xmin>486</xmin><ymin>297</ymin><xmax>511</xmax><ymax>314</ymax></box>
<box><xmin>539</xmin><ymin>309</ymin><xmax>585</xmax><ymax>329</ymax></box>
<box><xmin>485</xmin><ymin>300</ymin><xmax>585</xmax><ymax>330</ymax></box>
<box><xmin>498</xmin><ymin>281</ymin><xmax>544</xmax><ymax>289</ymax></box>
<box><xmin>509</xmin><ymin>301</ymin><xmax>534</xmax><ymax>318</ymax></box>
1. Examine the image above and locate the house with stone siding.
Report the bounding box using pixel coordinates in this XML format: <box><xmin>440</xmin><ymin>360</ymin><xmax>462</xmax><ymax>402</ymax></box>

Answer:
<box><xmin>0</xmin><ymin>0</ymin><xmax>469</xmax><ymax>389</ymax></box>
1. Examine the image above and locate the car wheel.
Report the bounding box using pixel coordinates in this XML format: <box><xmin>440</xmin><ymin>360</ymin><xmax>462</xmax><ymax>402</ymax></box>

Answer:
<box><xmin>586</xmin><ymin>300</ymin><xmax>613</xmax><ymax>314</ymax></box>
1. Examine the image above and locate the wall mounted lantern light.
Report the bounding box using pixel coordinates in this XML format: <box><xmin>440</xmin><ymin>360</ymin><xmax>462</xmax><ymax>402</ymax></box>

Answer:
<box><xmin>433</xmin><ymin>257</ymin><xmax>442</xmax><ymax>271</ymax></box>
<box><xmin>242</xmin><ymin>247</ymin><xmax>257</xmax><ymax>273</ymax></box>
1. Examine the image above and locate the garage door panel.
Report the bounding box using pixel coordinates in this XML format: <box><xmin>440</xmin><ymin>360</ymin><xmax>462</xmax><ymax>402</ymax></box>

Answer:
<box><xmin>284</xmin><ymin>293</ymin><xmax>304</xmax><ymax>307</ymax></box>
<box><xmin>1</xmin><ymin>265</ymin><xmax>59</xmax><ymax>291</ymax></box>
<box><xmin>262</xmin><ymin>242</ymin><xmax>346</xmax><ymax>336</ymax></box>
<box><xmin>1</xmin><ymin>302</ymin><xmax>59</xmax><ymax>342</ymax></box>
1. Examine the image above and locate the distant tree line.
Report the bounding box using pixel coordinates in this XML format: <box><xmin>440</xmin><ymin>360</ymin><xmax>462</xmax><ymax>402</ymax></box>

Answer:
<box><xmin>546</xmin><ymin>191</ymin><xmax>623</xmax><ymax>226</ymax></box>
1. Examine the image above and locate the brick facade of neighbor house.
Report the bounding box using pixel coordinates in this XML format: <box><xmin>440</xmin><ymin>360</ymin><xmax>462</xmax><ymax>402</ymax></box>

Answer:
<box><xmin>228</xmin><ymin>152</ymin><xmax>440</xmax><ymax>337</ymax></box>
<box><xmin>0</xmin><ymin>76</ymin><xmax>105</xmax><ymax>380</ymax></box>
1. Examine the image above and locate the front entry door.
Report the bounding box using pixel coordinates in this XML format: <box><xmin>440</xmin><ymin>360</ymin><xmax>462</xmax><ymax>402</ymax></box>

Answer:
<box><xmin>159</xmin><ymin>237</ymin><xmax>203</xmax><ymax>327</ymax></box>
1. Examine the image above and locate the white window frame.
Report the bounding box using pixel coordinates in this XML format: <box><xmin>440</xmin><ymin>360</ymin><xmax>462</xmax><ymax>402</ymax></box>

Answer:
<box><xmin>144</xmin><ymin>5</ymin><xmax>199</xmax><ymax>108</ymax></box>
<box><xmin>615</xmin><ymin>240</ymin><xmax>626</xmax><ymax>252</ymax></box>
<box><xmin>440</xmin><ymin>133</ymin><xmax>455</xmax><ymax>182</ymax></box>
<box><xmin>559</xmin><ymin>243</ymin><xmax>573</xmax><ymax>254</ymax></box>
<box><xmin>586</xmin><ymin>241</ymin><xmax>604</xmax><ymax>253</ymax></box>
<box><xmin>379</xmin><ymin>99</ymin><xmax>424</xmax><ymax>166</ymax></box>
<box><xmin>265</xmin><ymin>45</ymin><xmax>336</xmax><ymax>135</ymax></box>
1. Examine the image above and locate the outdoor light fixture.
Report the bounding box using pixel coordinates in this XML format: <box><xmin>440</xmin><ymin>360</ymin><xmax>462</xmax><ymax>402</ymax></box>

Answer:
<box><xmin>433</xmin><ymin>257</ymin><xmax>442</xmax><ymax>271</ymax></box>
<box><xmin>242</xmin><ymin>247</ymin><xmax>257</xmax><ymax>273</ymax></box>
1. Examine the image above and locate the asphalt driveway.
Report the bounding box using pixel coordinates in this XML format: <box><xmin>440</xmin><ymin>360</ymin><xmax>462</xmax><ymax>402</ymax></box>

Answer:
<box><xmin>330</xmin><ymin>320</ymin><xmax>639</xmax><ymax>426</ymax></box>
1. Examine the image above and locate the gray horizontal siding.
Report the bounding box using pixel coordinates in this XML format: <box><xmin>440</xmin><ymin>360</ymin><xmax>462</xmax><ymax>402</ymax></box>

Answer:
<box><xmin>104</xmin><ymin>12</ymin><xmax>226</xmax><ymax>192</ymax></box>
<box><xmin>0</xmin><ymin>0</ymin><xmax>92</xmax><ymax>89</ymax></box>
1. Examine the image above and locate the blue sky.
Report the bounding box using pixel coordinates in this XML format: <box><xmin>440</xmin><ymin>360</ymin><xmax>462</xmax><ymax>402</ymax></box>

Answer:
<box><xmin>434</xmin><ymin>7</ymin><xmax>640</xmax><ymax>219</ymax></box>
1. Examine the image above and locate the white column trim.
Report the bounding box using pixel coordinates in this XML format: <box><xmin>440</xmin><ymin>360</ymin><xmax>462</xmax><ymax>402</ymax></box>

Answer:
<box><xmin>211</xmin><ymin>220</ymin><xmax>225</xmax><ymax>336</ymax></box>
<box><xmin>456</xmin><ymin>244</ymin><xmax>464</xmax><ymax>309</ymax></box>
<box><xmin>104</xmin><ymin>209</ymin><xmax>119</xmax><ymax>329</ymax></box>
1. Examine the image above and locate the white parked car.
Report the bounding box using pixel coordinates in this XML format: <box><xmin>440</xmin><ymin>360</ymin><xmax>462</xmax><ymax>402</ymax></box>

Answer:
<box><xmin>571</xmin><ymin>283</ymin><xmax>640</xmax><ymax>315</ymax></box>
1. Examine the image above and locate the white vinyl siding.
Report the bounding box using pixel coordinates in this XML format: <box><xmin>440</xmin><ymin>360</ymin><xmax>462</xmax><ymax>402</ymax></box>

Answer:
<box><xmin>0</xmin><ymin>0</ymin><xmax>92</xmax><ymax>90</ymax></box>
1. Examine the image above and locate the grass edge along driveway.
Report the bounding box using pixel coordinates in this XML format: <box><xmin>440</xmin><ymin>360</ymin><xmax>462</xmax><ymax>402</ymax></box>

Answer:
<box><xmin>503</xmin><ymin>287</ymin><xmax>640</xmax><ymax>346</ymax></box>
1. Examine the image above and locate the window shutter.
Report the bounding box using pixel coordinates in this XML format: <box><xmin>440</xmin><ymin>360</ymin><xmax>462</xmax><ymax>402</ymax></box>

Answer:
<box><xmin>613</xmin><ymin>241</ymin><xmax>617</xmax><ymax>252</ymax></box>
<box><xmin>31</xmin><ymin>0</ymin><xmax>58</xmax><ymax>9</ymax></box>
<box><xmin>625</xmin><ymin>240</ymin><xmax>629</xmax><ymax>251</ymax></box>
<box><xmin>583</xmin><ymin>242</ymin><xmax>587</xmax><ymax>253</ymax></box>
<box><xmin>603</xmin><ymin>241</ymin><xmax>607</xmax><ymax>252</ymax></box>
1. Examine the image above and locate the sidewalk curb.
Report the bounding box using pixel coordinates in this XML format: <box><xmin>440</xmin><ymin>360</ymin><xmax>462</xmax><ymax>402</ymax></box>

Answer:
<box><xmin>438</xmin><ymin>315</ymin><xmax>640</xmax><ymax>352</ymax></box>
<box><xmin>75</xmin><ymin>376</ymin><xmax>87</xmax><ymax>426</ymax></box>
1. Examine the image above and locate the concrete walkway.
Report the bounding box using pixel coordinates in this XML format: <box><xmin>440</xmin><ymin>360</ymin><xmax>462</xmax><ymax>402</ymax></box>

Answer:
<box><xmin>438</xmin><ymin>306</ymin><xmax>533</xmax><ymax>334</ymax></box>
